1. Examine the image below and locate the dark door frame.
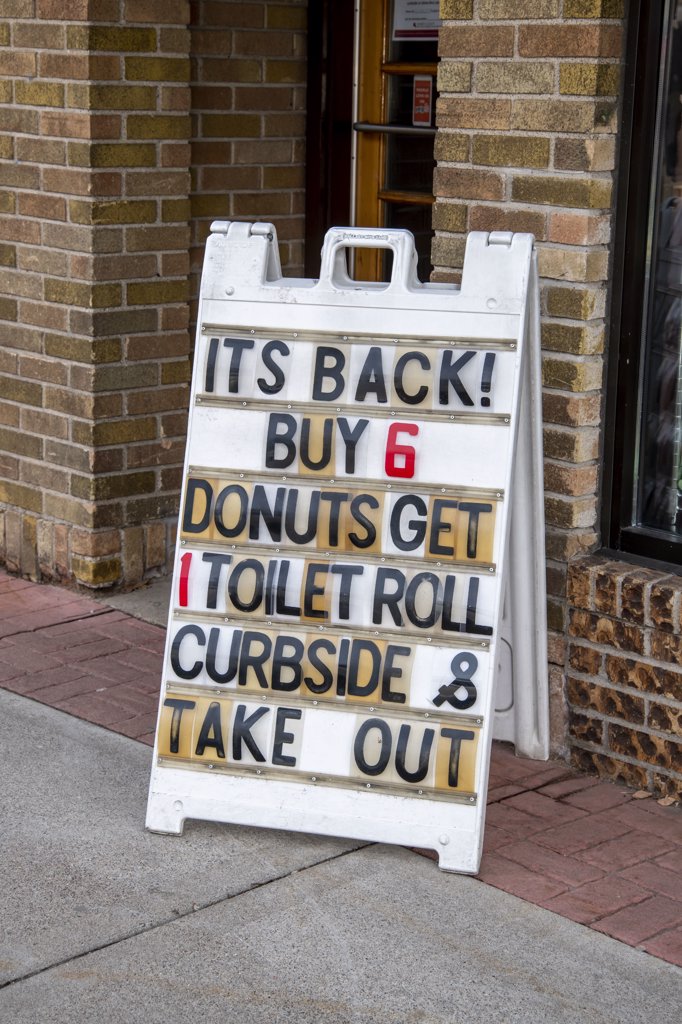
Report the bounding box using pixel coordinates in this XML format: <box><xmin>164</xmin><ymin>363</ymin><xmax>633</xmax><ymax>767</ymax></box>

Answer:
<box><xmin>304</xmin><ymin>1</ymin><xmax>355</xmax><ymax>277</ymax></box>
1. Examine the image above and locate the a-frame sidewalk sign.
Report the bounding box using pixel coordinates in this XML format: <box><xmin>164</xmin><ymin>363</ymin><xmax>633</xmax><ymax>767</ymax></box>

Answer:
<box><xmin>146</xmin><ymin>223</ymin><xmax>549</xmax><ymax>873</ymax></box>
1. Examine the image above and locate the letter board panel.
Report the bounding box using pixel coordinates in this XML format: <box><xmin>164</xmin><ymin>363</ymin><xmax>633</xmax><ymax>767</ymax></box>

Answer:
<box><xmin>146</xmin><ymin>224</ymin><xmax>548</xmax><ymax>873</ymax></box>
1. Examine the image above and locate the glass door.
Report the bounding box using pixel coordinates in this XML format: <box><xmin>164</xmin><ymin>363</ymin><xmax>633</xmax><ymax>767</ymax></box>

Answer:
<box><xmin>353</xmin><ymin>0</ymin><xmax>439</xmax><ymax>281</ymax></box>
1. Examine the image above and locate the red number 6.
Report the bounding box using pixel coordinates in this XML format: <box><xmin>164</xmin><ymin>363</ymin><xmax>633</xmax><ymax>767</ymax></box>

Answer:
<box><xmin>385</xmin><ymin>422</ymin><xmax>419</xmax><ymax>478</ymax></box>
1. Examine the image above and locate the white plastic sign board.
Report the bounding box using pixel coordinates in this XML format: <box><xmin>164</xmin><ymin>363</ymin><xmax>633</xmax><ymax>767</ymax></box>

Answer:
<box><xmin>146</xmin><ymin>224</ymin><xmax>549</xmax><ymax>873</ymax></box>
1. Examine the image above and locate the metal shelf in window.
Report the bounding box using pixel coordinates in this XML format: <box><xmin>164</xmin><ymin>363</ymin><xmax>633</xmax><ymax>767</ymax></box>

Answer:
<box><xmin>377</xmin><ymin>188</ymin><xmax>434</xmax><ymax>206</ymax></box>
<box><xmin>353</xmin><ymin>121</ymin><xmax>436</xmax><ymax>138</ymax></box>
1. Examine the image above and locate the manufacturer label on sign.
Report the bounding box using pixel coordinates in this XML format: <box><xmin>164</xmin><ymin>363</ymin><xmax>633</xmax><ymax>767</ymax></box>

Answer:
<box><xmin>146</xmin><ymin>224</ymin><xmax>548</xmax><ymax>872</ymax></box>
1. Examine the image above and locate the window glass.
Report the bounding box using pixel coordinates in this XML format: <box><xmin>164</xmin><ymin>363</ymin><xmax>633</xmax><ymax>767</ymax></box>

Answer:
<box><xmin>635</xmin><ymin>3</ymin><xmax>682</xmax><ymax>536</ymax></box>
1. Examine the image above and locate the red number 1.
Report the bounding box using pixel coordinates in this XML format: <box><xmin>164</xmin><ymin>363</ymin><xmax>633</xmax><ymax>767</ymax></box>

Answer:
<box><xmin>385</xmin><ymin>422</ymin><xmax>419</xmax><ymax>478</ymax></box>
<box><xmin>179</xmin><ymin>551</ymin><xmax>192</xmax><ymax>607</ymax></box>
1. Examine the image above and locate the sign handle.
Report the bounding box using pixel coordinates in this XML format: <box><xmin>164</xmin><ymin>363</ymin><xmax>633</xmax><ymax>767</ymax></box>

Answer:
<box><xmin>316</xmin><ymin>226</ymin><xmax>420</xmax><ymax>293</ymax></box>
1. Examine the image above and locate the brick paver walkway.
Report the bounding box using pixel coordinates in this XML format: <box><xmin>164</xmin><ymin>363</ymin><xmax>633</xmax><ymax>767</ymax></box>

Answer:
<box><xmin>0</xmin><ymin>569</ymin><xmax>679</xmax><ymax>968</ymax></box>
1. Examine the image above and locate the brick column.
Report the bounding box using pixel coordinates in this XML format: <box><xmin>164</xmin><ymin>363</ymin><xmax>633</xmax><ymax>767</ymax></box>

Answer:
<box><xmin>0</xmin><ymin>1</ymin><xmax>191</xmax><ymax>588</ymax></box>
<box><xmin>433</xmin><ymin>0</ymin><xmax>624</xmax><ymax>751</ymax></box>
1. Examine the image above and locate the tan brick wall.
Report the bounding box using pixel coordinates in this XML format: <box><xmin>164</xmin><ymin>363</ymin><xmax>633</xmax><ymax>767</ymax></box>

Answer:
<box><xmin>567</xmin><ymin>557</ymin><xmax>682</xmax><ymax>798</ymax></box>
<box><xmin>0</xmin><ymin>0</ymin><xmax>192</xmax><ymax>587</ymax></box>
<box><xmin>189</xmin><ymin>0</ymin><xmax>307</xmax><ymax>323</ymax></box>
<box><xmin>434</xmin><ymin>0</ymin><xmax>625</xmax><ymax>758</ymax></box>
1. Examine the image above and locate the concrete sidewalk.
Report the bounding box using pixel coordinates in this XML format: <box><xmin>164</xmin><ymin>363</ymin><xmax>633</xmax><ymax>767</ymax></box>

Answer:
<box><xmin>0</xmin><ymin>567</ymin><xmax>680</xmax><ymax>1011</ymax></box>
<box><xmin>1</xmin><ymin>686</ymin><xmax>680</xmax><ymax>1023</ymax></box>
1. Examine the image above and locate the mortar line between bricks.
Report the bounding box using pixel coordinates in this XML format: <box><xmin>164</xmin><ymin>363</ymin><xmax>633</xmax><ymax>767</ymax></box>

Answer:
<box><xmin>489</xmin><ymin>774</ymin><xmax>576</xmax><ymax>800</ymax></box>
<box><xmin>0</xmin><ymin>843</ymin><xmax>372</xmax><ymax>993</ymax></box>
<box><xmin>0</xmin><ymin>605</ymin><xmax>134</xmax><ymax>643</ymax></box>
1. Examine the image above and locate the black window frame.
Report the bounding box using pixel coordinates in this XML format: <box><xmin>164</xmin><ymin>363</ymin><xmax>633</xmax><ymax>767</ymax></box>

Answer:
<box><xmin>603</xmin><ymin>0</ymin><xmax>682</xmax><ymax>565</ymax></box>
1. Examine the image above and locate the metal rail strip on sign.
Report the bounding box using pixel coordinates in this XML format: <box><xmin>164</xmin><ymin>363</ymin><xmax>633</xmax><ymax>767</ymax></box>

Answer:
<box><xmin>146</xmin><ymin>222</ymin><xmax>549</xmax><ymax>873</ymax></box>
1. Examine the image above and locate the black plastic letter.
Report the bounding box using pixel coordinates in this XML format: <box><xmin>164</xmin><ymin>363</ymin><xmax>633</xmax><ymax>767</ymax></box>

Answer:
<box><xmin>394</xmin><ymin>351</ymin><xmax>430</xmax><ymax>405</ymax></box>
<box><xmin>395</xmin><ymin>724</ymin><xmax>434</xmax><ymax>783</ymax></box>
<box><xmin>440</xmin><ymin>728</ymin><xmax>475</xmax><ymax>788</ymax></box>
<box><xmin>222</xmin><ymin>338</ymin><xmax>254</xmax><ymax>393</ymax></box>
<box><xmin>170</xmin><ymin>624</ymin><xmax>205</xmax><ymax>679</ymax></box>
<box><xmin>439</xmin><ymin>350</ymin><xmax>475</xmax><ymax>407</ymax></box>
<box><xmin>163</xmin><ymin>697</ymin><xmax>196</xmax><ymax>753</ymax></box>
<box><xmin>312</xmin><ymin>346</ymin><xmax>345</xmax><ymax>401</ymax></box>
<box><xmin>353</xmin><ymin>717</ymin><xmax>391</xmax><ymax>776</ymax></box>
<box><xmin>232</xmin><ymin>704</ymin><xmax>268</xmax><ymax>761</ymax></box>
<box><xmin>182</xmin><ymin>478</ymin><xmax>213</xmax><ymax>534</ymax></box>
<box><xmin>265</xmin><ymin>413</ymin><xmax>297</xmax><ymax>469</ymax></box>
<box><xmin>202</xmin><ymin>552</ymin><xmax>232</xmax><ymax>609</ymax></box>
<box><xmin>258</xmin><ymin>340</ymin><xmax>289</xmax><ymax>395</ymax></box>
<box><xmin>195</xmin><ymin>702</ymin><xmax>225</xmax><ymax>758</ymax></box>
<box><xmin>355</xmin><ymin>346</ymin><xmax>388</xmax><ymax>403</ymax></box>
<box><xmin>272</xmin><ymin>707</ymin><xmax>302</xmax><ymax>766</ymax></box>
